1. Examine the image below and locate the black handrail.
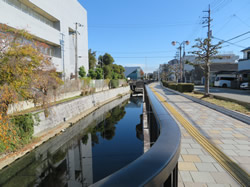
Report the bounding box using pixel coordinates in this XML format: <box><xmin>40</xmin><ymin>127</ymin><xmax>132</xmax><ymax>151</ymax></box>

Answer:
<box><xmin>91</xmin><ymin>85</ymin><xmax>181</xmax><ymax>187</ymax></box>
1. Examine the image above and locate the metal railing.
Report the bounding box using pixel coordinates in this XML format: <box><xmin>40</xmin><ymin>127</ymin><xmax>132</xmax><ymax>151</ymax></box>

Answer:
<box><xmin>91</xmin><ymin>85</ymin><xmax>181</xmax><ymax>187</ymax></box>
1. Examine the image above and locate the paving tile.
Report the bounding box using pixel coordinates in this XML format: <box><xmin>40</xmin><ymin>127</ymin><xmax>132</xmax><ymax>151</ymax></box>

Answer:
<box><xmin>183</xmin><ymin>182</ymin><xmax>207</xmax><ymax>187</ymax></box>
<box><xmin>181</xmin><ymin>143</ymin><xmax>192</xmax><ymax>148</ymax></box>
<box><xmin>186</xmin><ymin>148</ymin><xmax>204</xmax><ymax>155</ymax></box>
<box><xmin>234</xmin><ymin>150</ymin><xmax>250</xmax><ymax>156</ymax></box>
<box><xmin>233</xmin><ymin>134</ymin><xmax>247</xmax><ymax>139</ymax></box>
<box><xmin>210</xmin><ymin>172</ymin><xmax>240</xmax><ymax>186</ymax></box>
<box><xmin>234</xmin><ymin>140</ymin><xmax>250</xmax><ymax>145</ymax></box>
<box><xmin>178</xmin><ymin>171</ymin><xmax>183</xmax><ymax>182</ymax></box>
<box><xmin>182</xmin><ymin>155</ymin><xmax>201</xmax><ymax>162</ymax></box>
<box><xmin>212</xmin><ymin>163</ymin><xmax>225</xmax><ymax>172</ymax></box>
<box><xmin>232</xmin><ymin>156</ymin><xmax>250</xmax><ymax>164</ymax></box>
<box><xmin>178</xmin><ymin>162</ymin><xmax>197</xmax><ymax>171</ymax></box>
<box><xmin>191</xmin><ymin>143</ymin><xmax>202</xmax><ymax>149</ymax></box>
<box><xmin>219</xmin><ymin>144</ymin><xmax>237</xmax><ymax>150</ymax></box>
<box><xmin>190</xmin><ymin>172</ymin><xmax>215</xmax><ymax>183</ymax></box>
<box><xmin>221</xmin><ymin>149</ymin><xmax>237</xmax><ymax>156</ymax></box>
<box><xmin>178</xmin><ymin>182</ymin><xmax>184</xmax><ymax>187</ymax></box>
<box><xmin>182</xmin><ymin>139</ymin><xmax>195</xmax><ymax>144</ymax></box>
<box><xmin>207</xmin><ymin>184</ymin><xmax>230</xmax><ymax>187</ymax></box>
<box><xmin>221</xmin><ymin>140</ymin><xmax>238</xmax><ymax>145</ymax></box>
<box><xmin>234</xmin><ymin>144</ymin><xmax>250</xmax><ymax>150</ymax></box>
<box><xmin>195</xmin><ymin>163</ymin><xmax>218</xmax><ymax>172</ymax></box>
<box><xmin>198</xmin><ymin>155</ymin><xmax>216</xmax><ymax>163</ymax></box>
<box><xmin>212</xmin><ymin>140</ymin><xmax>223</xmax><ymax>144</ymax></box>
<box><xmin>181</xmin><ymin>148</ymin><xmax>188</xmax><ymax>154</ymax></box>
<box><xmin>209</xmin><ymin>130</ymin><xmax>220</xmax><ymax>134</ymax></box>
<box><xmin>179</xmin><ymin>171</ymin><xmax>193</xmax><ymax>182</ymax></box>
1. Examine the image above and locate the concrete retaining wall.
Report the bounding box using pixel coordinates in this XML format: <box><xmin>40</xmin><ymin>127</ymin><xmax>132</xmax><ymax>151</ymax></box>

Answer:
<box><xmin>33</xmin><ymin>86</ymin><xmax>130</xmax><ymax>135</ymax></box>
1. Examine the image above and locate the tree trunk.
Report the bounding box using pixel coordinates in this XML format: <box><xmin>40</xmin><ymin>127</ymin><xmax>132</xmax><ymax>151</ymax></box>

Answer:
<box><xmin>204</xmin><ymin>62</ymin><xmax>210</xmax><ymax>96</ymax></box>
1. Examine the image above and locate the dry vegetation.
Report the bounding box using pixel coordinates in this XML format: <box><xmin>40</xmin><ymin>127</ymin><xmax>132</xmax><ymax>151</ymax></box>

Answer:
<box><xmin>184</xmin><ymin>92</ymin><xmax>250</xmax><ymax>116</ymax></box>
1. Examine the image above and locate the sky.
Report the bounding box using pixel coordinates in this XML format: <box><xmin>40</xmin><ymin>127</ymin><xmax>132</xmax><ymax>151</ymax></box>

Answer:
<box><xmin>79</xmin><ymin>0</ymin><xmax>250</xmax><ymax>73</ymax></box>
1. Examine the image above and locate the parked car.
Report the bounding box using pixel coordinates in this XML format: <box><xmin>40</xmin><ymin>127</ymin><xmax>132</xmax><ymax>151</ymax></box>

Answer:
<box><xmin>240</xmin><ymin>82</ymin><xmax>249</xmax><ymax>89</ymax></box>
<box><xmin>214</xmin><ymin>75</ymin><xmax>237</xmax><ymax>88</ymax></box>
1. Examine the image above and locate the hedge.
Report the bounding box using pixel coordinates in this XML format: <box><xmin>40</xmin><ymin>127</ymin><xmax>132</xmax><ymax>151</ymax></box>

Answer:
<box><xmin>162</xmin><ymin>81</ymin><xmax>194</xmax><ymax>93</ymax></box>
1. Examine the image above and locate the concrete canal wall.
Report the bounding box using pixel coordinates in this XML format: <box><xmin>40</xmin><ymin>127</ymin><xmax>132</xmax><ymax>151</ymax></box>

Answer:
<box><xmin>33</xmin><ymin>86</ymin><xmax>130</xmax><ymax>135</ymax></box>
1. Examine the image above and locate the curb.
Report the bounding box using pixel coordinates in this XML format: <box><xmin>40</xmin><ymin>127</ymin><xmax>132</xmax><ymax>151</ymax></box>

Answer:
<box><xmin>161</xmin><ymin>84</ymin><xmax>250</xmax><ymax>125</ymax></box>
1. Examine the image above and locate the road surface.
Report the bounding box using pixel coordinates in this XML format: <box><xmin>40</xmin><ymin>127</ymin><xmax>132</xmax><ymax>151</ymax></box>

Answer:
<box><xmin>194</xmin><ymin>86</ymin><xmax>250</xmax><ymax>103</ymax></box>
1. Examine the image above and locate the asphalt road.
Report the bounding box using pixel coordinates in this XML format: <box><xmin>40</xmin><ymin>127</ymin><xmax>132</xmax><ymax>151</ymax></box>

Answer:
<box><xmin>194</xmin><ymin>86</ymin><xmax>250</xmax><ymax>103</ymax></box>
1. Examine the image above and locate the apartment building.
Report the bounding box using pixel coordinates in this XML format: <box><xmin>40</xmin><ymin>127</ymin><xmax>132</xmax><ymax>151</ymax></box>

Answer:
<box><xmin>0</xmin><ymin>0</ymin><xmax>88</xmax><ymax>79</ymax></box>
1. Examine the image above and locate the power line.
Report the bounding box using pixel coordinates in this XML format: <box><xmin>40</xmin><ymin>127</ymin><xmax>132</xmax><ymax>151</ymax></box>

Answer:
<box><xmin>225</xmin><ymin>31</ymin><xmax>250</xmax><ymax>42</ymax></box>
<box><xmin>113</xmin><ymin>56</ymin><xmax>174</xmax><ymax>59</ymax></box>
<box><xmin>95</xmin><ymin>50</ymin><xmax>175</xmax><ymax>54</ymax></box>
<box><xmin>212</xmin><ymin>36</ymin><xmax>247</xmax><ymax>48</ymax></box>
<box><xmin>88</xmin><ymin>23</ymin><xmax>197</xmax><ymax>29</ymax></box>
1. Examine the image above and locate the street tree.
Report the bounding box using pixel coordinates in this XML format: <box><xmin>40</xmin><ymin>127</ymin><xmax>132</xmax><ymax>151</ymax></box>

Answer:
<box><xmin>79</xmin><ymin>66</ymin><xmax>86</xmax><ymax>78</ymax></box>
<box><xmin>190</xmin><ymin>38</ymin><xmax>221</xmax><ymax>95</ymax></box>
<box><xmin>99</xmin><ymin>53</ymin><xmax>114</xmax><ymax>66</ymax></box>
<box><xmin>88</xmin><ymin>49</ymin><xmax>97</xmax><ymax>70</ymax></box>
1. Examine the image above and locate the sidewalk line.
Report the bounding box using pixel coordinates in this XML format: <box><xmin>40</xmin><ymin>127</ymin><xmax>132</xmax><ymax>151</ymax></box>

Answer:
<box><xmin>150</xmin><ymin>87</ymin><xmax>250</xmax><ymax>187</ymax></box>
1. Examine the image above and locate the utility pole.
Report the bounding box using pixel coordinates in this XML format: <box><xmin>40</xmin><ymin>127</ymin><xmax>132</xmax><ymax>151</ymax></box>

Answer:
<box><xmin>179</xmin><ymin>46</ymin><xmax>182</xmax><ymax>83</ymax></box>
<box><xmin>202</xmin><ymin>4</ymin><xmax>212</xmax><ymax>94</ymax></box>
<box><xmin>60</xmin><ymin>33</ymin><xmax>65</xmax><ymax>82</ymax></box>
<box><xmin>75</xmin><ymin>23</ymin><xmax>78</xmax><ymax>80</ymax></box>
<box><xmin>74</xmin><ymin>22</ymin><xmax>84</xmax><ymax>80</ymax></box>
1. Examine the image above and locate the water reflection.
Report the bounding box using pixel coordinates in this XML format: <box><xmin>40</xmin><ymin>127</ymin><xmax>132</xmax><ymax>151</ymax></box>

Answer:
<box><xmin>0</xmin><ymin>96</ymin><xmax>143</xmax><ymax>187</ymax></box>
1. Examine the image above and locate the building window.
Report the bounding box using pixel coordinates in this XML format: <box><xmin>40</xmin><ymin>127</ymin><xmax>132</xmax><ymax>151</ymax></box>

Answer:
<box><xmin>247</xmin><ymin>52</ymin><xmax>250</xmax><ymax>60</ymax></box>
<box><xmin>3</xmin><ymin>0</ymin><xmax>60</xmax><ymax>31</ymax></box>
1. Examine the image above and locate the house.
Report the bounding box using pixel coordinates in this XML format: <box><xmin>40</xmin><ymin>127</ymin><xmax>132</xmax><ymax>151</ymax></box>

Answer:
<box><xmin>124</xmin><ymin>67</ymin><xmax>143</xmax><ymax>80</ymax></box>
<box><xmin>0</xmin><ymin>0</ymin><xmax>88</xmax><ymax>80</ymax></box>
<box><xmin>238</xmin><ymin>47</ymin><xmax>250</xmax><ymax>71</ymax></box>
<box><xmin>237</xmin><ymin>47</ymin><xmax>250</xmax><ymax>84</ymax></box>
<box><xmin>193</xmin><ymin>63</ymin><xmax>238</xmax><ymax>85</ymax></box>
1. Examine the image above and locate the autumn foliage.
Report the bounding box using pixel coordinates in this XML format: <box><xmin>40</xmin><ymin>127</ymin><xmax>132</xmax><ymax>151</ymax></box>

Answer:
<box><xmin>0</xmin><ymin>24</ymin><xmax>62</xmax><ymax>152</ymax></box>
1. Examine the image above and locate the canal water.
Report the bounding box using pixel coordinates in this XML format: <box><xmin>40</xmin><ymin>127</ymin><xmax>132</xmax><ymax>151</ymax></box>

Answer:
<box><xmin>0</xmin><ymin>95</ymin><xmax>144</xmax><ymax>187</ymax></box>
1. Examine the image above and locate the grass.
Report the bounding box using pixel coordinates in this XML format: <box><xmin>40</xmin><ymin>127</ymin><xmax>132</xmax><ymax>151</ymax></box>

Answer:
<box><xmin>184</xmin><ymin>92</ymin><xmax>250</xmax><ymax>116</ymax></box>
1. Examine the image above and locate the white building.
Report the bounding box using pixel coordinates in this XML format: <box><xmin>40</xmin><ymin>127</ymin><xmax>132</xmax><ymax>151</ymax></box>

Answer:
<box><xmin>238</xmin><ymin>47</ymin><xmax>250</xmax><ymax>71</ymax></box>
<box><xmin>0</xmin><ymin>0</ymin><xmax>88</xmax><ymax>79</ymax></box>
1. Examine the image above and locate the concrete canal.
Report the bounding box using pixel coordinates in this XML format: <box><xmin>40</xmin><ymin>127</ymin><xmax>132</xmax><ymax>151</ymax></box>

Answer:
<box><xmin>0</xmin><ymin>95</ymin><xmax>144</xmax><ymax>187</ymax></box>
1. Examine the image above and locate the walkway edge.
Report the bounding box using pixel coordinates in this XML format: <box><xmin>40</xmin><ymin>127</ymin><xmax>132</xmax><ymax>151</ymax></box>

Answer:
<box><xmin>161</xmin><ymin>84</ymin><xmax>250</xmax><ymax>125</ymax></box>
<box><xmin>150</xmin><ymin>87</ymin><xmax>250</xmax><ymax>187</ymax></box>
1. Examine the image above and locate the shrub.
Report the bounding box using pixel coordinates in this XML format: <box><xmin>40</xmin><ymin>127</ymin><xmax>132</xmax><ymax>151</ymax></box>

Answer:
<box><xmin>110</xmin><ymin>79</ymin><xmax>119</xmax><ymax>88</ymax></box>
<box><xmin>79</xmin><ymin>66</ymin><xmax>86</xmax><ymax>78</ymax></box>
<box><xmin>162</xmin><ymin>81</ymin><xmax>194</xmax><ymax>92</ymax></box>
<box><xmin>176</xmin><ymin>83</ymin><xmax>194</xmax><ymax>92</ymax></box>
<box><xmin>11</xmin><ymin>114</ymin><xmax>34</xmax><ymax>144</ymax></box>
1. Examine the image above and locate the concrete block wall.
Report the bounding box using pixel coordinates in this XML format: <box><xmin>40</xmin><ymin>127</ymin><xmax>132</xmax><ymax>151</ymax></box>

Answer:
<box><xmin>33</xmin><ymin>86</ymin><xmax>130</xmax><ymax>135</ymax></box>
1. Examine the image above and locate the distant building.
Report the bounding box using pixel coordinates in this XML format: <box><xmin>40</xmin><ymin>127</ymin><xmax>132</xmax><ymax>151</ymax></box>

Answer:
<box><xmin>124</xmin><ymin>67</ymin><xmax>143</xmax><ymax>80</ymax></box>
<box><xmin>238</xmin><ymin>47</ymin><xmax>250</xmax><ymax>71</ymax></box>
<box><xmin>0</xmin><ymin>0</ymin><xmax>88</xmax><ymax>79</ymax></box>
<box><xmin>160</xmin><ymin>54</ymin><xmax>239</xmax><ymax>84</ymax></box>
<box><xmin>238</xmin><ymin>47</ymin><xmax>250</xmax><ymax>83</ymax></box>
<box><xmin>193</xmin><ymin>63</ymin><xmax>238</xmax><ymax>85</ymax></box>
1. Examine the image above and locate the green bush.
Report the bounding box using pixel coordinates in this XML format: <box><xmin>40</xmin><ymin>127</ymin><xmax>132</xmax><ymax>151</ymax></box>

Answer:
<box><xmin>162</xmin><ymin>81</ymin><xmax>194</xmax><ymax>92</ymax></box>
<box><xmin>168</xmin><ymin>83</ymin><xmax>177</xmax><ymax>90</ymax></box>
<box><xmin>177</xmin><ymin>83</ymin><xmax>194</xmax><ymax>92</ymax></box>
<box><xmin>11</xmin><ymin>114</ymin><xmax>34</xmax><ymax>144</ymax></box>
<box><xmin>110</xmin><ymin>79</ymin><xmax>119</xmax><ymax>88</ymax></box>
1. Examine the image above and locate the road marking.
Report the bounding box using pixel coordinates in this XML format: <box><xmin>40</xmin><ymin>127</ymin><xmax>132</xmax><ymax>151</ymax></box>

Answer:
<box><xmin>150</xmin><ymin>87</ymin><xmax>250</xmax><ymax>187</ymax></box>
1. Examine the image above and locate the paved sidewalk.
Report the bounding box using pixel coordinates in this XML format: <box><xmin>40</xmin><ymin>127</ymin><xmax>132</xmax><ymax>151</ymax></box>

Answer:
<box><xmin>151</xmin><ymin>83</ymin><xmax>250</xmax><ymax>186</ymax></box>
<box><xmin>178</xmin><ymin>125</ymin><xmax>240</xmax><ymax>187</ymax></box>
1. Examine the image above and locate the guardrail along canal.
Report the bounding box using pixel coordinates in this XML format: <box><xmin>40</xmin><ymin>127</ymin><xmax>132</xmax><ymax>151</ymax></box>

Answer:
<box><xmin>0</xmin><ymin>95</ymin><xmax>143</xmax><ymax>187</ymax></box>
